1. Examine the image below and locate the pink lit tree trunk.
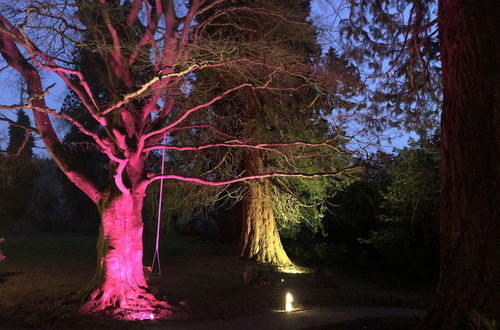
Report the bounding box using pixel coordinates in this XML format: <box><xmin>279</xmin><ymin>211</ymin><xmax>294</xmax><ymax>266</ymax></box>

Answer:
<box><xmin>80</xmin><ymin>188</ymin><xmax>167</xmax><ymax>317</ymax></box>
<box><xmin>0</xmin><ymin>9</ymin><xmax>174</xmax><ymax>317</ymax></box>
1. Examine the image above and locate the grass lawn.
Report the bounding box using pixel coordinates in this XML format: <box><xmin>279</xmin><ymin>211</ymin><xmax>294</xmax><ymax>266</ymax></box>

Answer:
<box><xmin>0</xmin><ymin>234</ymin><xmax>432</xmax><ymax>329</ymax></box>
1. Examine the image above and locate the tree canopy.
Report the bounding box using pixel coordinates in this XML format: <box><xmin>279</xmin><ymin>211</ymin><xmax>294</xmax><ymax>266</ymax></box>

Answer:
<box><xmin>0</xmin><ymin>0</ymin><xmax>360</xmax><ymax>318</ymax></box>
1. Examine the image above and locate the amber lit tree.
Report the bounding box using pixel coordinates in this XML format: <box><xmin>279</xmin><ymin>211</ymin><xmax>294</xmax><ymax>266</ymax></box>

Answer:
<box><xmin>0</xmin><ymin>1</ymin><xmax>358</xmax><ymax>319</ymax></box>
<box><xmin>190</xmin><ymin>0</ymin><xmax>362</xmax><ymax>269</ymax></box>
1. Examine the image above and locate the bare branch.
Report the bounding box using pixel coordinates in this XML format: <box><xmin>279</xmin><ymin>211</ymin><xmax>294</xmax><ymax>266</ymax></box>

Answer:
<box><xmin>101</xmin><ymin>64</ymin><xmax>201</xmax><ymax>115</ymax></box>
<box><xmin>0</xmin><ymin>101</ymin><xmax>121</xmax><ymax>162</ymax></box>
<box><xmin>0</xmin><ymin>23</ymin><xmax>103</xmax><ymax>203</ymax></box>
<box><xmin>99</xmin><ymin>0</ymin><xmax>133</xmax><ymax>88</ymax></box>
<box><xmin>13</xmin><ymin>129</ymin><xmax>30</xmax><ymax>156</ymax></box>
<box><xmin>165</xmin><ymin>124</ymin><xmax>238</xmax><ymax>140</ymax></box>
<box><xmin>144</xmin><ymin>138</ymin><xmax>347</xmax><ymax>154</ymax></box>
<box><xmin>0</xmin><ymin>116</ymin><xmax>40</xmax><ymax>134</ymax></box>
<box><xmin>0</xmin><ymin>15</ymin><xmax>105</xmax><ymax>126</ymax></box>
<box><xmin>126</xmin><ymin>0</ymin><xmax>143</xmax><ymax>26</ymax></box>
<box><xmin>144</xmin><ymin>166</ymin><xmax>361</xmax><ymax>188</ymax></box>
<box><xmin>141</xmin><ymin>82</ymin><xmax>252</xmax><ymax>145</ymax></box>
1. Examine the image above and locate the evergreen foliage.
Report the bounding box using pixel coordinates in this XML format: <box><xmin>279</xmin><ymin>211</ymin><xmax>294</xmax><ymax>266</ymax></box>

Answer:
<box><xmin>57</xmin><ymin>43</ymin><xmax>112</xmax><ymax>230</ymax></box>
<box><xmin>171</xmin><ymin>0</ymin><xmax>363</xmax><ymax>237</ymax></box>
<box><xmin>337</xmin><ymin>0</ymin><xmax>441</xmax><ymax>134</ymax></box>
<box><xmin>6</xmin><ymin>110</ymin><xmax>34</xmax><ymax>158</ymax></box>
<box><xmin>285</xmin><ymin>136</ymin><xmax>440</xmax><ymax>276</ymax></box>
<box><xmin>0</xmin><ymin>111</ymin><xmax>37</xmax><ymax>231</ymax></box>
<box><xmin>0</xmin><ymin>155</ymin><xmax>37</xmax><ymax>230</ymax></box>
<box><xmin>359</xmin><ymin>133</ymin><xmax>440</xmax><ymax>271</ymax></box>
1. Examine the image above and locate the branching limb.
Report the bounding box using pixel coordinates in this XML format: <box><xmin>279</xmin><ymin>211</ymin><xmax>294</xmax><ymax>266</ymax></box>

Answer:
<box><xmin>140</xmin><ymin>82</ymin><xmax>252</xmax><ymax>147</ymax></box>
<box><xmin>0</xmin><ymin>115</ymin><xmax>40</xmax><ymax>135</ymax></box>
<box><xmin>0</xmin><ymin>101</ymin><xmax>123</xmax><ymax>163</ymax></box>
<box><xmin>0</xmin><ymin>15</ymin><xmax>105</xmax><ymax>126</ymax></box>
<box><xmin>142</xmin><ymin>166</ymin><xmax>361</xmax><ymax>189</ymax></box>
<box><xmin>98</xmin><ymin>0</ymin><xmax>133</xmax><ymax>88</ymax></box>
<box><xmin>14</xmin><ymin>130</ymin><xmax>30</xmax><ymax>156</ymax></box>
<box><xmin>0</xmin><ymin>115</ymin><xmax>35</xmax><ymax>155</ymax></box>
<box><xmin>165</xmin><ymin>124</ymin><xmax>239</xmax><ymax>140</ymax></box>
<box><xmin>144</xmin><ymin>138</ymin><xmax>347</xmax><ymax>154</ymax></box>
<box><xmin>114</xmin><ymin>159</ymin><xmax>131</xmax><ymax>195</ymax></box>
<box><xmin>0</xmin><ymin>26</ymin><xmax>103</xmax><ymax>203</ymax></box>
<box><xmin>128</xmin><ymin>0</ymin><xmax>156</xmax><ymax>66</ymax></box>
<box><xmin>126</xmin><ymin>0</ymin><xmax>143</xmax><ymax>26</ymax></box>
<box><xmin>101</xmin><ymin>64</ymin><xmax>201</xmax><ymax>115</ymax></box>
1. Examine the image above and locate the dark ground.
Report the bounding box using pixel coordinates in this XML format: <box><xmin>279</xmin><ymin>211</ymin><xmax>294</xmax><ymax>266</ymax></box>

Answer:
<box><xmin>0</xmin><ymin>234</ymin><xmax>433</xmax><ymax>329</ymax></box>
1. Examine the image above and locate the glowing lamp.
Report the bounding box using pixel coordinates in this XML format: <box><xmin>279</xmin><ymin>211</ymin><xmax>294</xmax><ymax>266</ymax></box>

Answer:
<box><xmin>285</xmin><ymin>292</ymin><xmax>294</xmax><ymax>312</ymax></box>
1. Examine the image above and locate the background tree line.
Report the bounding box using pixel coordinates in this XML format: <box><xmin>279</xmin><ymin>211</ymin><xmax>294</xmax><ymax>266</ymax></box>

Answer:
<box><xmin>0</xmin><ymin>109</ymin><xmax>441</xmax><ymax>280</ymax></box>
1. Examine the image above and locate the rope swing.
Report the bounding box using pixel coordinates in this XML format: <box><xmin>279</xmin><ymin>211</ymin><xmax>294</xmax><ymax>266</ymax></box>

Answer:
<box><xmin>151</xmin><ymin>136</ymin><xmax>167</xmax><ymax>277</ymax></box>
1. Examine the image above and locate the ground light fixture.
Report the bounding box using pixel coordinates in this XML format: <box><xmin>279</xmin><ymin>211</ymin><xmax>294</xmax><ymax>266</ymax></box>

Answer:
<box><xmin>285</xmin><ymin>292</ymin><xmax>294</xmax><ymax>312</ymax></box>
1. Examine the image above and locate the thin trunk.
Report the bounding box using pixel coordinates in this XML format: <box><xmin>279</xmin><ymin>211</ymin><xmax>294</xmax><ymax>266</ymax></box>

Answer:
<box><xmin>80</xmin><ymin>188</ymin><xmax>170</xmax><ymax>319</ymax></box>
<box><xmin>238</xmin><ymin>150</ymin><xmax>294</xmax><ymax>267</ymax></box>
<box><xmin>422</xmin><ymin>1</ymin><xmax>499</xmax><ymax>328</ymax></box>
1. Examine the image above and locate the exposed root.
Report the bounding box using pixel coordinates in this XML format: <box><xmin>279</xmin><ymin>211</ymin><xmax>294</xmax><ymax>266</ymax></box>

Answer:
<box><xmin>245</xmin><ymin>250</ymin><xmax>301</xmax><ymax>272</ymax></box>
<box><xmin>79</xmin><ymin>286</ymin><xmax>174</xmax><ymax>320</ymax></box>
<box><xmin>252</xmin><ymin>258</ymin><xmax>311</xmax><ymax>274</ymax></box>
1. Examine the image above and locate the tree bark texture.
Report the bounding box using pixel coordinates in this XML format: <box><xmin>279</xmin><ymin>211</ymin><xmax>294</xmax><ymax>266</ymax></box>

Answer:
<box><xmin>422</xmin><ymin>1</ymin><xmax>499</xmax><ymax>328</ymax></box>
<box><xmin>238</xmin><ymin>149</ymin><xmax>294</xmax><ymax>267</ymax></box>
<box><xmin>80</xmin><ymin>189</ymin><xmax>170</xmax><ymax>319</ymax></box>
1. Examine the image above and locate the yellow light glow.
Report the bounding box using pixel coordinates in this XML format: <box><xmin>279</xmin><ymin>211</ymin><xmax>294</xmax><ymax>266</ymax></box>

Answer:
<box><xmin>285</xmin><ymin>292</ymin><xmax>294</xmax><ymax>312</ymax></box>
<box><xmin>277</xmin><ymin>265</ymin><xmax>310</xmax><ymax>274</ymax></box>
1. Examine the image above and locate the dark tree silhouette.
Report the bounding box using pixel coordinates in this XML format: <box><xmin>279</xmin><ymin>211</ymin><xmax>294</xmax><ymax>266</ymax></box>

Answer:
<box><xmin>422</xmin><ymin>0</ymin><xmax>499</xmax><ymax>328</ymax></box>
<box><xmin>0</xmin><ymin>108</ymin><xmax>37</xmax><ymax>231</ymax></box>
<box><xmin>331</xmin><ymin>0</ymin><xmax>498</xmax><ymax>327</ymax></box>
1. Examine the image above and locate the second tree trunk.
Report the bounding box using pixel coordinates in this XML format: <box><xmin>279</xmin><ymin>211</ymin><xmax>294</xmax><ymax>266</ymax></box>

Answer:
<box><xmin>238</xmin><ymin>150</ymin><xmax>294</xmax><ymax>267</ymax></box>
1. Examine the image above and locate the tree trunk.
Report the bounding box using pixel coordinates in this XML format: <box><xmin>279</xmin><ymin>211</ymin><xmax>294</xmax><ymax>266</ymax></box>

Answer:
<box><xmin>80</xmin><ymin>188</ymin><xmax>170</xmax><ymax>319</ymax></box>
<box><xmin>238</xmin><ymin>150</ymin><xmax>294</xmax><ymax>268</ymax></box>
<box><xmin>422</xmin><ymin>1</ymin><xmax>499</xmax><ymax>328</ymax></box>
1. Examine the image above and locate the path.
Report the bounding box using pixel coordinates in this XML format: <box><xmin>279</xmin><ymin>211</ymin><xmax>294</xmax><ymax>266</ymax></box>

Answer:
<box><xmin>156</xmin><ymin>306</ymin><xmax>426</xmax><ymax>330</ymax></box>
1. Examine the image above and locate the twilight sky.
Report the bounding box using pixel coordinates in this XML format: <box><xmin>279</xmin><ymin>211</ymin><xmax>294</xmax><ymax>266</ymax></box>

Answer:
<box><xmin>0</xmin><ymin>0</ymin><xmax>419</xmax><ymax>157</ymax></box>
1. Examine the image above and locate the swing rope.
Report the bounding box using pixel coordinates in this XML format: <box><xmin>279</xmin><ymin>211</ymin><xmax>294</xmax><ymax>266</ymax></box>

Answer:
<box><xmin>151</xmin><ymin>136</ymin><xmax>167</xmax><ymax>276</ymax></box>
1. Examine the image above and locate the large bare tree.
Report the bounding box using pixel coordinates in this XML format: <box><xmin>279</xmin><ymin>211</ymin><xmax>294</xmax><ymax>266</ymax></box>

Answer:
<box><xmin>0</xmin><ymin>0</ymin><xmax>357</xmax><ymax>319</ymax></box>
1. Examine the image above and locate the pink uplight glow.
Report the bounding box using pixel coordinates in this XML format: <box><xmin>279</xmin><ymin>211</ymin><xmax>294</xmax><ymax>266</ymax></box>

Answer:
<box><xmin>123</xmin><ymin>311</ymin><xmax>155</xmax><ymax>321</ymax></box>
<box><xmin>78</xmin><ymin>192</ymin><xmax>173</xmax><ymax>320</ymax></box>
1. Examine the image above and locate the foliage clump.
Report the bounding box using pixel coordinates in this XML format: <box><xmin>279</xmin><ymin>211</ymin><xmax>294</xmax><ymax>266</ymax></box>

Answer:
<box><xmin>284</xmin><ymin>133</ymin><xmax>440</xmax><ymax>278</ymax></box>
<box><xmin>359</xmin><ymin>134</ymin><xmax>440</xmax><ymax>270</ymax></box>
